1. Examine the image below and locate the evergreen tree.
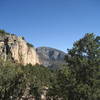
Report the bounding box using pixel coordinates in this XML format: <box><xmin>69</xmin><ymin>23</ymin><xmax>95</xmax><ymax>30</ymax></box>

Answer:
<box><xmin>65</xmin><ymin>33</ymin><xmax>100</xmax><ymax>100</ymax></box>
<box><xmin>48</xmin><ymin>33</ymin><xmax>100</xmax><ymax>100</ymax></box>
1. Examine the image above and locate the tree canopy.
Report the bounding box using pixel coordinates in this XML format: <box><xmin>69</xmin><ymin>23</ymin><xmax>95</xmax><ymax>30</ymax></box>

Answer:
<box><xmin>0</xmin><ymin>33</ymin><xmax>99</xmax><ymax>100</ymax></box>
<box><xmin>48</xmin><ymin>33</ymin><xmax>100</xmax><ymax>100</ymax></box>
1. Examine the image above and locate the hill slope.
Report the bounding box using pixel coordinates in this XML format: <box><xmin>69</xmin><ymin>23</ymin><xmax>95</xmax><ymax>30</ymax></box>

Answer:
<box><xmin>36</xmin><ymin>47</ymin><xmax>66</xmax><ymax>69</ymax></box>
<box><xmin>0</xmin><ymin>30</ymin><xmax>66</xmax><ymax>69</ymax></box>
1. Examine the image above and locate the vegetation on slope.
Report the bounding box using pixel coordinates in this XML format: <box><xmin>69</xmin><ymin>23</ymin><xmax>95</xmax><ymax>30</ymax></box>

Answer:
<box><xmin>0</xmin><ymin>30</ymin><xmax>10</xmax><ymax>36</ymax></box>
<box><xmin>0</xmin><ymin>33</ymin><xmax>99</xmax><ymax>100</ymax></box>
<box><xmin>27</xmin><ymin>42</ymin><xmax>34</xmax><ymax>48</ymax></box>
<box><xmin>0</xmin><ymin>60</ymin><xmax>53</xmax><ymax>100</ymax></box>
<box><xmin>47</xmin><ymin>33</ymin><xmax>100</xmax><ymax>100</ymax></box>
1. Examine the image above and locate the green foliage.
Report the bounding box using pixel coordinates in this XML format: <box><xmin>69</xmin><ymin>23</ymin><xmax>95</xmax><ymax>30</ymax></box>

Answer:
<box><xmin>0</xmin><ymin>60</ymin><xmax>25</xmax><ymax>100</ymax></box>
<box><xmin>64</xmin><ymin>33</ymin><xmax>100</xmax><ymax>100</ymax></box>
<box><xmin>0</xmin><ymin>33</ymin><xmax>99</xmax><ymax>100</ymax></box>
<box><xmin>0</xmin><ymin>30</ymin><xmax>5</xmax><ymax>34</ymax></box>
<box><xmin>22</xmin><ymin>36</ymin><xmax>25</xmax><ymax>40</ymax></box>
<box><xmin>0</xmin><ymin>29</ymin><xmax>10</xmax><ymax>36</ymax></box>
<box><xmin>47</xmin><ymin>33</ymin><xmax>100</xmax><ymax>100</ymax></box>
<box><xmin>0</xmin><ymin>60</ymin><xmax>52</xmax><ymax>99</ymax></box>
<box><xmin>21</xmin><ymin>64</ymin><xmax>52</xmax><ymax>97</ymax></box>
<box><xmin>27</xmin><ymin>43</ymin><xmax>34</xmax><ymax>48</ymax></box>
<box><xmin>47</xmin><ymin>67</ymin><xmax>71</xmax><ymax>100</ymax></box>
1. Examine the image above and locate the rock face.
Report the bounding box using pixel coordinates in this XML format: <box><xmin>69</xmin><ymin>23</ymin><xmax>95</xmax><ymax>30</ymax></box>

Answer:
<box><xmin>36</xmin><ymin>47</ymin><xmax>66</xmax><ymax>69</ymax></box>
<box><xmin>0</xmin><ymin>32</ymin><xmax>40</xmax><ymax>65</ymax></box>
<box><xmin>0</xmin><ymin>30</ymin><xmax>66</xmax><ymax>68</ymax></box>
<box><xmin>11</xmin><ymin>37</ymin><xmax>40</xmax><ymax>65</ymax></box>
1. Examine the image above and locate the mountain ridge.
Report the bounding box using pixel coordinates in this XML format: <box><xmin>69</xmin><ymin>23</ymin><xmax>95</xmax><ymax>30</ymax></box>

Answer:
<box><xmin>0</xmin><ymin>30</ymin><xmax>66</xmax><ymax>68</ymax></box>
<box><xmin>36</xmin><ymin>47</ymin><xmax>66</xmax><ymax>69</ymax></box>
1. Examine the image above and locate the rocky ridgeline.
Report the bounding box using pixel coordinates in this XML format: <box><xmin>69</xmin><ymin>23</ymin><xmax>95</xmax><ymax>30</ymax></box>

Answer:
<box><xmin>0</xmin><ymin>30</ymin><xmax>66</xmax><ymax>68</ymax></box>
<box><xmin>0</xmin><ymin>31</ymin><xmax>40</xmax><ymax>65</ymax></box>
<box><xmin>36</xmin><ymin>47</ymin><xmax>66</xmax><ymax>69</ymax></box>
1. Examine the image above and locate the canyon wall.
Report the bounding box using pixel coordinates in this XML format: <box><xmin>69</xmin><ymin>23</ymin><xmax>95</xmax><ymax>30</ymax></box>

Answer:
<box><xmin>0</xmin><ymin>33</ymin><xmax>40</xmax><ymax>65</ymax></box>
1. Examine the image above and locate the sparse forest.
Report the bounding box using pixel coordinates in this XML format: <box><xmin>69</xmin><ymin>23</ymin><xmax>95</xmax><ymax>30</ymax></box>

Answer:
<box><xmin>0</xmin><ymin>33</ymin><xmax>100</xmax><ymax>100</ymax></box>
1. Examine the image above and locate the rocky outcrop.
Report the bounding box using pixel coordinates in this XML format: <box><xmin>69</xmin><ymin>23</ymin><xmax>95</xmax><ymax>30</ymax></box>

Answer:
<box><xmin>0</xmin><ymin>32</ymin><xmax>40</xmax><ymax>65</ymax></box>
<box><xmin>0</xmin><ymin>30</ymin><xmax>66</xmax><ymax>68</ymax></box>
<box><xmin>11</xmin><ymin>37</ymin><xmax>40</xmax><ymax>65</ymax></box>
<box><xmin>36</xmin><ymin>47</ymin><xmax>66</xmax><ymax>69</ymax></box>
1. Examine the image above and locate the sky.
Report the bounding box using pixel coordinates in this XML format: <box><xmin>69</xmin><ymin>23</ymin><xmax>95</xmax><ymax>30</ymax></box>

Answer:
<box><xmin>0</xmin><ymin>0</ymin><xmax>100</xmax><ymax>52</ymax></box>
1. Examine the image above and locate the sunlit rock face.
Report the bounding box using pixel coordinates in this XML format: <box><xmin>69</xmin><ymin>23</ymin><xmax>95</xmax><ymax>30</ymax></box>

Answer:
<box><xmin>0</xmin><ymin>33</ymin><xmax>40</xmax><ymax>65</ymax></box>
<box><xmin>11</xmin><ymin>37</ymin><xmax>40</xmax><ymax>65</ymax></box>
<box><xmin>0</xmin><ymin>31</ymin><xmax>66</xmax><ymax>68</ymax></box>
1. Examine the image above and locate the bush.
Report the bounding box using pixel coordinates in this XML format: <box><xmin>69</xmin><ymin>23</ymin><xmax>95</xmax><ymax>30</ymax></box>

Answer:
<box><xmin>0</xmin><ymin>61</ymin><xmax>53</xmax><ymax>99</ymax></box>
<box><xmin>27</xmin><ymin>43</ymin><xmax>34</xmax><ymax>48</ymax></box>
<box><xmin>0</xmin><ymin>61</ymin><xmax>25</xmax><ymax>100</ymax></box>
<box><xmin>0</xmin><ymin>29</ymin><xmax>10</xmax><ymax>36</ymax></box>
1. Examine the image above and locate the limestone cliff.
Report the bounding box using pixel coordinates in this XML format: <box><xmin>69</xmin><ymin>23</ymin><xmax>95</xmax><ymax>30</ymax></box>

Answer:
<box><xmin>11</xmin><ymin>37</ymin><xmax>40</xmax><ymax>65</ymax></box>
<box><xmin>0</xmin><ymin>30</ymin><xmax>66</xmax><ymax>68</ymax></box>
<box><xmin>0</xmin><ymin>31</ymin><xmax>40</xmax><ymax>65</ymax></box>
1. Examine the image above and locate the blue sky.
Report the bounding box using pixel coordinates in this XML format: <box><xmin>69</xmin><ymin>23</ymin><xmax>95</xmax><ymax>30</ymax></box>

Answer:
<box><xmin>0</xmin><ymin>0</ymin><xmax>100</xmax><ymax>52</ymax></box>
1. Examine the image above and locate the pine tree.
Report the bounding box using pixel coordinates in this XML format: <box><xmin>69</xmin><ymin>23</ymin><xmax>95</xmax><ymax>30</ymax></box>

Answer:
<box><xmin>65</xmin><ymin>33</ymin><xmax>100</xmax><ymax>100</ymax></box>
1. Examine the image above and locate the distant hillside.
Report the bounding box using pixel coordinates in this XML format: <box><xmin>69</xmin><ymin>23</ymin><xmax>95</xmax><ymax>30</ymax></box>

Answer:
<box><xmin>0</xmin><ymin>30</ymin><xmax>66</xmax><ymax>69</ymax></box>
<box><xmin>36</xmin><ymin>47</ymin><xmax>66</xmax><ymax>69</ymax></box>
